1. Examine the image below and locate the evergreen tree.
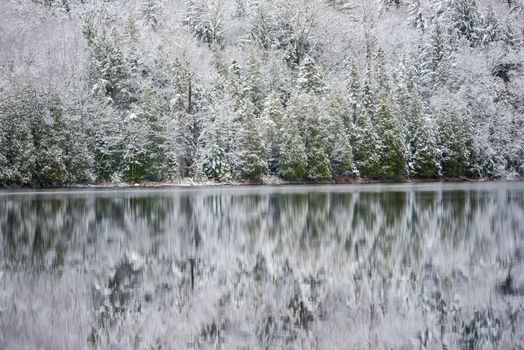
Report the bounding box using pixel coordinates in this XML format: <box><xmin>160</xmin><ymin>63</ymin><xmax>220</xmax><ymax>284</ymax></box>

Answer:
<box><xmin>346</xmin><ymin>58</ymin><xmax>361</xmax><ymax>128</ymax></box>
<box><xmin>478</xmin><ymin>5</ymin><xmax>500</xmax><ymax>46</ymax></box>
<box><xmin>436</xmin><ymin>103</ymin><xmax>471</xmax><ymax>177</ymax></box>
<box><xmin>227</xmin><ymin>60</ymin><xmax>244</xmax><ymax>112</ymax></box>
<box><xmin>325</xmin><ymin>89</ymin><xmax>354</xmax><ymax>177</ymax></box>
<box><xmin>172</xmin><ymin>57</ymin><xmax>195</xmax><ymax>177</ymax></box>
<box><xmin>140</xmin><ymin>0</ymin><xmax>164</xmax><ymax>30</ymax></box>
<box><xmin>425</xmin><ymin>19</ymin><xmax>453</xmax><ymax>89</ymax></box>
<box><xmin>91</xmin><ymin>104</ymin><xmax>125</xmax><ymax>182</ymax></box>
<box><xmin>287</xmin><ymin>92</ymin><xmax>332</xmax><ymax>180</ymax></box>
<box><xmin>412</xmin><ymin>117</ymin><xmax>439</xmax><ymax>177</ymax></box>
<box><xmin>297</xmin><ymin>56</ymin><xmax>324</xmax><ymax>95</ymax></box>
<box><xmin>33</xmin><ymin>93</ymin><xmax>68</xmax><ymax>185</ymax></box>
<box><xmin>243</xmin><ymin>53</ymin><xmax>264</xmax><ymax>115</ymax></box>
<box><xmin>280</xmin><ymin>100</ymin><xmax>307</xmax><ymax>180</ymax></box>
<box><xmin>405</xmin><ymin>77</ymin><xmax>439</xmax><ymax>177</ymax></box>
<box><xmin>199</xmin><ymin>96</ymin><xmax>231</xmax><ymax>180</ymax></box>
<box><xmin>236</xmin><ymin>101</ymin><xmax>268</xmax><ymax>179</ymax></box>
<box><xmin>0</xmin><ymin>87</ymin><xmax>37</xmax><ymax>185</ymax></box>
<box><xmin>408</xmin><ymin>0</ymin><xmax>425</xmax><ymax>31</ymax></box>
<box><xmin>353</xmin><ymin>63</ymin><xmax>380</xmax><ymax>178</ymax></box>
<box><xmin>260</xmin><ymin>90</ymin><xmax>285</xmax><ymax>175</ymax></box>
<box><xmin>183</xmin><ymin>0</ymin><xmax>223</xmax><ymax>44</ymax></box>
<box><xmin>376</xmin><ymin>99</ymin><xmax>407</xmax><ymax>180</ymax></box>
<box><xmin>448</xmin><ymin>0</ymin><xmax>481</xmax><ymax>44</ymax></box>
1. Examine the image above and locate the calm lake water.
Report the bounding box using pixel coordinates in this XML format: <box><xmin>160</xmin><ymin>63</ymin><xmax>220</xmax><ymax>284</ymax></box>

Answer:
<box><xmin>1</xmin><ymin>183</ymin><xmax>523</xmax><ymax>349</ymax></box>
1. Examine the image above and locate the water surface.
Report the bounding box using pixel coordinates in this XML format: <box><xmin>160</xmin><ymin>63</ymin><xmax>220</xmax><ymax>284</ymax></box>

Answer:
<box><xmin>1</xmin><ymin>183</ymin><xmax>523</xmax><ymax>349</ymax></box>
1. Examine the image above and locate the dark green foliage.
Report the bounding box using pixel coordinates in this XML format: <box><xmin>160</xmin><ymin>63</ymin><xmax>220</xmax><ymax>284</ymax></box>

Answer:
<box><xmin>236</xmin><ymin>101</ymin><xmax>268</xmax><ymax>179</ymax></box>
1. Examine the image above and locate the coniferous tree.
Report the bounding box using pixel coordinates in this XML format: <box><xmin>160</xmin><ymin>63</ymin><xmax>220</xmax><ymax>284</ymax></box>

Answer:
<box><xmin>354</xmin><ymin>94</ymin><xmax>380</xmax><ymax>177</ymax></box>
<box><xmin>412</xmin><ymin>117</ymin><xmax>439</xmax><ymax>178</ymax></box>
<box><xmin>243</xmin><ymin>53</ymin><xmax>264</xmax><ymax>115</ymax></box>
<box><xmin>227</xmin><ymin>60</ymin><xmax>244</xmax><ymax>112</ymax></box>
<box><xmin>280</xmin><ymin>97</ymin><xmax>307</xmax><ymax>180</ymax></box>
<box><xmin>33</xmin><ymin>93</ymin><xmax>68</xmax><ymax>185</ymax></box>
<box><xmin>448</xmin><ymin>0</ymin><xmax>481</xmax><ymax>44</ymax></box>
<box><xmin>325</xmin><ymin>89</ymin><xmax>354</xmax><ymax>177</ymax></box>
<box><xmin>0</xmin><ymin>87</ymin><xmax>37</xmax><ymax>185</ymax></box>
<box><xmin>198</xmin><ymin>90</ymin><xmax>230</xmax><ymax>181</ymax></box>
<box><xmin>375</xmin><ymin>49</ymin><xmax>407</xmax><ymax>180</ymax></box>
<box><xmin>260</xmin><ymin>90</ymin><xmax>285</xmax><ymax>175</ymax></box>
<box><xmin>305</xmin><ymin>112</ymin><xmax>332</xmax><ymax>180</ymax></box>
<box><xmin>297</xmin><ymin>56</ymin><xmax>324</xmax><ymax>95</ymax></box>
<box><xmin>406</xmin><ymin>79</ymin><xmax>439</xmax><ymax>177</ymax></box>
<box><xmin>236</xmin><ymin>100</ymin><xmax>268</xmax><ymax>179</ymax></box>
<box><xmin>376</xmin><ymin>100</ymin><xmax>407</xmax><ymax>180</ymax></box>
<box><xmin>346</xmin><ymin>58</ymin><xmax>361</xmax><ymax>128</ymax></box>
<box><xmin>172</xmin><ymin>58</ymin><xmax>195</xmax><ymax>177</ymax></box>
<box><xmin>140</xmin><ymin>0</ymin><xmax>164</xmax><ymax>30</ymax></box>
<box><xmin>436</xmin><ymin>103</ymin><xmax>471</xmax><ymax>177</ymax></box>
<box><xmin>408</xmin><ymin>0</ymin><xmax>425</xmax><ymax>31</ymax></box>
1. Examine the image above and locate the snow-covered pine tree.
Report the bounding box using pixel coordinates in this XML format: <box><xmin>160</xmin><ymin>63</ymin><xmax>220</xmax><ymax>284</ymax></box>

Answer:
<box><xmin>286</xmin><ymin>92</ymin><xmax>331</xmax><ymax>180</ymax></box>
<box><xmin>260</xmin><ymin>90</ymin><xmax>285</xmax><ymax>175</ymax></box>
<box><xmin>376</xmin><ymin>99</ymin><xmax>407</xmax><ymax>180</ymax></box>
<box><xmin>325</xmin><ymin>89</ymin><xmax>354</xmax><ymax>177</ymax></box>
<box><xmin>0</xmin><ymin>87</ymin><xmax>37</xmax><ymax>185</ymax></box>
<box><xmin>408</xmin><ymin>0</ymin><xmax>425</xmax><ymax>31</ymax></box>
<box><xmin>140</xmin><ymin>0</ymin><xmax>164</xmax><ymax>30</ymax></box>
<box><xmin>406</xmin><ymin>81</ymin><xmax>439</xmax><ymax>178</ymax></box>
<box><xmin>345</xmin><ymin>57</ymin><xmax>361</xmax><ymax>128</ymax></box>
<box><xmin>297</xmin><ymin>56</ymin><xmax>325</xmax><ymax>95</ymax></box>
<box><xmin>280</xmin><ymin>95</ymin><xmax>307</xmax><ymax>180</ymax></box>
<box><xmin>243</xmin><ymin>53</ymin><xmax>264</xmax><ymax>115</ymax></box>
<box><xmin>236</xmin><ymin>100</ymin><xmax>268</xmax><ymax>179</ymax></box>
<box><xmin>33</xmin><ymin>92</ymin><xmax>68</xmax><ymax>185</ymax></box>
<box><xmin>447</xmin><ymin>0</ymin><xmax>481</xmax><ymax>45</ymax></box>
<box><xmin>198</xmin><ymin>89</ymin><xmax>231</xmax><ymax>181</ymax></box>
<box><xmin>183</xmin><ymin>0</ymin><xmax>224</xmax><ymax>44</ymax></box>
<box><xmin>227</xmin><ymin>60</ymin><xmax>244</xmax><ymax>113</ymax></box>
<box><xmin>374</xmin><ymin>48</ymin><xmax>407</xmax><ymax>180</ymax></box>
<box><xmin>436</xmin><ymin>101</ymin><xmax>471</xmax><ymax>177</ymax></box>
<box><xmin>172</xmin><ymin>57</ymin><xmax>195</xmax><ymax>177</ymax></box>
<box><xmin>412</xmin><ymin>117</ymin><xmax>440</xmax><ymax>178</ymax></box>
<box><xmin>478</xmin><ymin>5</ymin><xmax>500</xmax><ymax>46</ymax></box>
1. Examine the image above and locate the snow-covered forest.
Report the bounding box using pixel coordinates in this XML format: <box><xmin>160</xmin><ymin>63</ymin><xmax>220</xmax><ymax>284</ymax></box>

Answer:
<box><xmin>1</xmin><ymin>0</ymin><xmax>523</xmax><ymax>186</ymax></box>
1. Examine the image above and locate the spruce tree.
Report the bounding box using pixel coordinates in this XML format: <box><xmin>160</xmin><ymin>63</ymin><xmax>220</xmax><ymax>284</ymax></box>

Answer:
<box><xmin>437</xmin><ymin>106</ymin><xmax>471</xmax><ymax>177</ymax></box>
<box><xmin>412</xmin><ymin>117</ymin><xmax>439</xmax><ymax>178</ymax></box>
<box><xmin>280</xmin><ymin>101</ymin><xmax>307</xmax><ymax>180</ymax></box>
<box><xmin>172</xmin><ymin>57</ymin><xmax>195</xmax><ymax>177</ymax></box>
<box><xmin>325</xmin><ymin>89</ymin><xmax>354</xmax><ymax>177</ymax></box>
<box><xmin>236</xmin><ymin>100</ymin><xmax>268</xmax><ymax>179</ymax></box>
<box><xmin>260</xmin><ymin>90</ymin><xmax>285</xmax><ymax>175</ymax></box>
<box><xmin>353</xmin><ymin>104</ymin><xmax>380</xmax><ymax>178</ymax></box>
<box><xmin>140</xmin><ymin>0</ymin><xmax>164</xmax><ymax>30</ymax></box>
<box><xmin>33</xmin><ymin>93</ymin><xmax>68</xmax><ymax>185</ymax></box>
<box><xmin>243</xmin><ymin>53</ymin><xmax>264</xmax><ymax>115</ymax></box>
<box><xmin>0</xmin><ymin>87</ymin><xmax>37</xmax><ymax>185</ymax></box>
<box><xmin>287</xmin><ymin>92</ymin><xmax>332</xmax><ymax>180</ymax></box>
<box><xmin>408</xmin><ymin>0</ymin><xmax>424</xmax><ymax>31</ymax></box>
<box><xmin>376</xmin><ymin>100</ymin><xmax>407</xmax><ymax>180</ymax></box>
<box><xmin>346</xmin><ymin>58</ymin><xmax>361</xmax><ymax>127</ymax></box>
<box><xmin>375</xmin><ymin>48</ymin><xmax>407</xmax><ymax>180</ymax></box>
<box><xmin>297</xmin><ymin>56</ymin><xmax>324</xmax><ymax>95</ymax></box>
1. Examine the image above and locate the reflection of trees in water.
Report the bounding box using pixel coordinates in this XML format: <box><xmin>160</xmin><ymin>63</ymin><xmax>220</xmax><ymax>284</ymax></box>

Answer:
<box><xmin>0</xmin><ymin>187</ymin><xmax>523</xmax><ymax>349</ymax></box>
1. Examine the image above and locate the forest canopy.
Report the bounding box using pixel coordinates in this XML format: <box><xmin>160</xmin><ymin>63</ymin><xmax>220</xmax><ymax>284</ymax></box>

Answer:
<box><xmin>0</xmin><ymin>0</ymin><xmax>523</xmax><ymax>186</ymax></box>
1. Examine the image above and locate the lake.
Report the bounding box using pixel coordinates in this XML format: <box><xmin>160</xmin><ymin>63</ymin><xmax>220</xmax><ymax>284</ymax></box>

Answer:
<box><xmin>1</xmin><ymin>183</ymin><xmax>523</xmax><ymax>349</ymax></box>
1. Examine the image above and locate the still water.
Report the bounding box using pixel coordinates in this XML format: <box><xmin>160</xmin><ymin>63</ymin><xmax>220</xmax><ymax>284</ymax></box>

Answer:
<box><xmin>0</xmin><ymin>183</ymin><xmax>523</xmax><ymax>349</ymax></box>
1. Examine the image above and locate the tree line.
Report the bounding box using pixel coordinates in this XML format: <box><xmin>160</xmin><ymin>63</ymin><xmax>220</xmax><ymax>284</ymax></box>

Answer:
<box><xmin>1</xmin><ymin>0</ymin><xmax>523</xmax><ymax>186</ymax></box>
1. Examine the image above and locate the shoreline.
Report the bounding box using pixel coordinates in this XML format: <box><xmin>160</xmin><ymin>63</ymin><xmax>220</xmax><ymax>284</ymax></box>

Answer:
<box><xmin>1</xmin><ymin>176</ymin><xmax>522</xmax><ymax>191</ymax></box>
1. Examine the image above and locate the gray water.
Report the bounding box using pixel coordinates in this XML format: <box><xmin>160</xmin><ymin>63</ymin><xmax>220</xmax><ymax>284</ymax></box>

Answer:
<box><xmin>0</xmin><ymin>183</ymin><xmax>523</xmax><ymax>349</ymax></box>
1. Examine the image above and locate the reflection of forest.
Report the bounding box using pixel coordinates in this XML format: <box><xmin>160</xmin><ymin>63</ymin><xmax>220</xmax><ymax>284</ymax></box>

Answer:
<box><xmin>1</xmin><ymin>186</ymin><xmax>523</xmax><ymax>349</ymax></box>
